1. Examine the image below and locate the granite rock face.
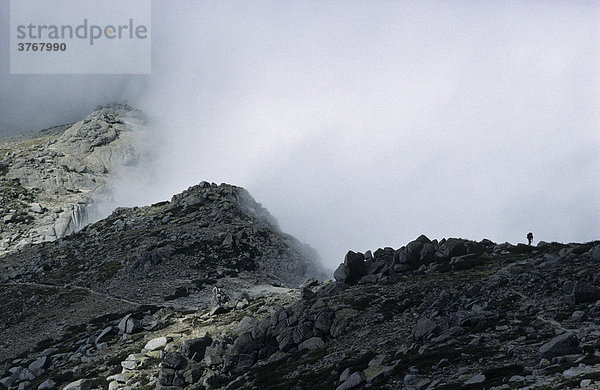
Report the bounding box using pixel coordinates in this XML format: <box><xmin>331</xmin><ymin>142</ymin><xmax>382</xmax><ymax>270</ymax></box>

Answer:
<box><xmin>0</xmin><ymin>104</ymin><xmax>144</xmax><ymax>255</ymax></box>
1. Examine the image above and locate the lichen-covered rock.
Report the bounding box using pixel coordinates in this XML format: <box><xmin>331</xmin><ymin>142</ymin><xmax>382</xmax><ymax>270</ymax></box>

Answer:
<box><xmin>180</xmin><ymin>336</ymin><xmax>213</xmax><ymax>362</ymax></box>
<box><xmin>572</xmin><ymin>281</ymin><xmax>600</xmax><ymax>303</ymax></box>
<box><xmin>162</xmin><ymin>352</ymin><xmax>188</xmax><ymax>370</ymax></box>
<box><xmin>62</xmin><ymin>379</ymin><xmax>94</xmax><ymax>390</ymax></box>
<box><xmin>413</xmin><ymin>318</ymin><xmax>438</xmax><ymax>340</ymax></box>
<box><xmin>333</xmin><ymin>263</ymin><xmax>350</xmax><ymax>283</ymax></box>
<box><xmin>539</xmin><ymin>332</ymin><xmax>580</xmax><ymax>358</ymax></box>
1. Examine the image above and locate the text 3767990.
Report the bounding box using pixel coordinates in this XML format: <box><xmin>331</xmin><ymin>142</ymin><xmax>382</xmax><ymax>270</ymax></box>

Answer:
<box><xmin>17</xmin><ymin>42</ymin><xmax>67</xmax><ymax>51</ymax></box>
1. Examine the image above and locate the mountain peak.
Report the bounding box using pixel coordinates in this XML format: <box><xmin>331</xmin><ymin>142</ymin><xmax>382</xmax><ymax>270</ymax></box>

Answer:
<box><xmin>0</xmin><ymin>105</ymin><xmax>143</xmax><ymax>256</ymax></box>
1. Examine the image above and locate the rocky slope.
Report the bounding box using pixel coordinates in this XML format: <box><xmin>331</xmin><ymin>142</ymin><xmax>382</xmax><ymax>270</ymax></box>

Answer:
<box><xmin>0</xmin><ymin>104</ymin><xmax>143</xmax><ymax>255</ymax></box>
<box><xmin>2</xmin><ymin>106</ymin><xmax>600</xmax><ymax>390</ymax></box>
<box><xmin>3</xmin><ymin>226</ymin><xmax>600</xmax><ymax>389</ymax></box>
<box><xmin>0</xmin><ymin>180</ymin><xmax>326</xmax><ymax>366</ymax></box>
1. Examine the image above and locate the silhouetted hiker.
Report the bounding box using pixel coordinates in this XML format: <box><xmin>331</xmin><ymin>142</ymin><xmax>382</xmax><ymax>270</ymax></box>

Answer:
<box><xmin>527</xmin><ymin>232</ymin><xmax>533</xmax><ymax>246</ymax></box>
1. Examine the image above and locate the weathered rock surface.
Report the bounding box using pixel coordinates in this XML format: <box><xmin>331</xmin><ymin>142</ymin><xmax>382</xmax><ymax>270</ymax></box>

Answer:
<box><xmin>2</xmin><ymin>108</ymin><xmax>600</xmax><ymax>390</ymax></box>
<box><xmin>0</xmin><ymin>179</ymin><xmax>326</xmax><ymax>366</ymax></box>
<box><xmin>0</xmin><ymin>104</ymin><xmax>143</xmax><ymax>256</ymax></box>
<box><xmin>3</xmin><ymin>227</ymin><xmax>600</xmax><ymax>390</ymax></box>
<box><xmin>539</xmin><ymin>332</ymin><xmax>580</xmax><ymax>359</ymax></box>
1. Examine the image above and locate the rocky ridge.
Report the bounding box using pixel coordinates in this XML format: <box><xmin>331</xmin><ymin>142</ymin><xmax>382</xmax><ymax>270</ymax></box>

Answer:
<box><xmin>0</xmin><ymin>104</ymin><xmax>143</xmax><ymax>255</ymax></box>
<box><xmin>2</xmin><ymin>106</ymin><xmax>600</xmax><ymax>390</ymax></box>
<box><xmin>3</xmin><ymin>227</ymin><xmax>600</xmax><ymax>389</ymax></box>
<box><xmin>0</xmin><ymin>180</ymin><xmax>327</xmax><ymax>366</ymax></box>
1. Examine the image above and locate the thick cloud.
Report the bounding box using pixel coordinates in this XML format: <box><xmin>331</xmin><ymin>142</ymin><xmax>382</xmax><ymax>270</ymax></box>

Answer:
<box><xmin>0</xmin><ymin>2</ymin><xmax>148</xmax><ymax>133</ymax></box>
<box><xmin>1</xmin><ymin>1</ymin><xmax>599</xmax><ymax>268</ymax></box>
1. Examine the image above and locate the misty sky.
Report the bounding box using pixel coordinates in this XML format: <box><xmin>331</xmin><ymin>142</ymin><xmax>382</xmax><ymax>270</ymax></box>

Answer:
<box><xmin>1</xmin><ymin>1</ymin><xmax>599</xmax><ymax>269</ymax></box>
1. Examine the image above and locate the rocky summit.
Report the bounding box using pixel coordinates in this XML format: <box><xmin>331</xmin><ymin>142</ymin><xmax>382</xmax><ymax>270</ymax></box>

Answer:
<box><xmin>0</xmin><ymin>104</ymin><xmax>143</xmax><ymax>255</ymax></box>
<box><xmin>2</xmin><ymin>108</ymin><xmax>600</xmax><ymax>390</ymax></box>
<box><xmin>0</xmin><ymin>180</ymin><xmax>327</xmax><ymax>366</ymax></box>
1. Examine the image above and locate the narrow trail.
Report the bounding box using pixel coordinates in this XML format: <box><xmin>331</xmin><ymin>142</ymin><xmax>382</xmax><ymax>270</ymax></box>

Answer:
<box><xmin>1</xmin><ymin>280</ymin><xmax>208</xmax><ymax>311</ymax></box>
<box><xmin>1</xmin><ymin>280</ymin><xmax>141</xmax><ymax>306</ymax></box>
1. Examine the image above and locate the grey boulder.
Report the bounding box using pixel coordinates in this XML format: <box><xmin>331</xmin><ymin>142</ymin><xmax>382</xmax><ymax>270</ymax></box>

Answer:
<box><xmin>539</xmin><ymin>332</ymin><xmax>579</xmax><ymax>358</ymax></box>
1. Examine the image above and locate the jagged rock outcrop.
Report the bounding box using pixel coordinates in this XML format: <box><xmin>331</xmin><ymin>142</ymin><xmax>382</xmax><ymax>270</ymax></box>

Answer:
<box><xmin>3</xmin><ymin>222</ymin><xmax>600</xmax><ymax>390</ymax></box>
<box><xmin>332</xmin><ymin>235</ymin><xmax>491</xmax><ymax>285</ymax></box>
<box><xmin>181</xmin><ymin>237</ymin><xmax>600</xmax><ymax>389</ymax></box>
<box><xmin>0</xmin><ymin>181</ymin><xmax>326</xmax><ymax>367</ymax></box>
<box><xmin>0</xmin><ymin>104</ymin><xmax>143</xmax><ymax>255</ymax></box>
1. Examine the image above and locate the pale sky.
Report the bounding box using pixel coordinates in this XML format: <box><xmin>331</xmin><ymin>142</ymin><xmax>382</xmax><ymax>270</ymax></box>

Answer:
<box><xmin>1</xmin><ymin>1</ymin><xmax>599</xmax><ymax>268</ymax></box>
